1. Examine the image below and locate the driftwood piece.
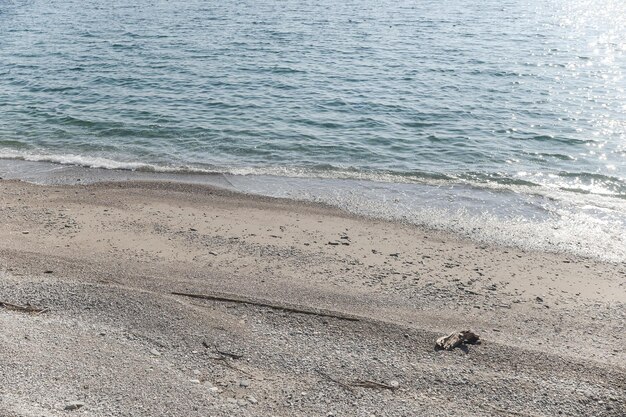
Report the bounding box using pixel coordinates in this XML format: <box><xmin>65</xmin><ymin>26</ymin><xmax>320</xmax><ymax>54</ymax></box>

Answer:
<box><xmin>315</xmin><ymin>370</ymin><xmax>355</xmax><ymax>393</ymax></box>
<box><xmin>204</xmin><ymin>342</ymin><xmax>243</xmax><ymax>360</ymax></box>
<box><xmin>172</xmin><ymin>291</ymin><xmax>359</xmax><ymax>322</ymax></box>
<box><xmin>0</xmin><ymin>301</ymin><xmax>47</xmax><ymax>314</ymax></box>
<box><xmin>435</xmin><ymin>330</ymin><xmax>480</xmax><ymax>351</ymax></box>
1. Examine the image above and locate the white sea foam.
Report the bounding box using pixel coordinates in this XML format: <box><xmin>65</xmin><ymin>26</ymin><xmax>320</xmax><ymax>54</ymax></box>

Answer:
<box><xmin>0</xmin><ymin>151</ymin><xmax>195</xmax><ymax>173</ymax></box>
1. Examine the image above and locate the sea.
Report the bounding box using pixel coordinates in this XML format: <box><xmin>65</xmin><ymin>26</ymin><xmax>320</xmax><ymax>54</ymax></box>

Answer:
<box><xmin>0</xmin><ymin>0</ymin><xmax>625</xmax><ymax>262</ymax></box>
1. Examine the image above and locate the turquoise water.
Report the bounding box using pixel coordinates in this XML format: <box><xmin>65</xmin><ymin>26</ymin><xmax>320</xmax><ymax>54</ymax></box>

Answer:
<box><xmin>0</xmin><ymin>0</ymin><xmax>625</xmax><ymax>260</ymax></box>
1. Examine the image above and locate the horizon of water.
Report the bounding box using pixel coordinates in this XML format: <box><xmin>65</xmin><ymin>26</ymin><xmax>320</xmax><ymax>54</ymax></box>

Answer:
<box><xmin>1</xmin><ymin>0</ymin><xmax>625</xmax><ymax>262</ymax></box>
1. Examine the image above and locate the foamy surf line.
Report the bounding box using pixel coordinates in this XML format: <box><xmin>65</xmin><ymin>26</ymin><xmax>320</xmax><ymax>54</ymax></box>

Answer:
<box><xmin>0</xmin><ymin>157</ymin><xmax>625</xmax><ymax>263</ymax></box>
<box><xmin>0</xmin><ymin>150</ymin><xmax>462</xmax><ymax>185</ymax></box>
<box><xmin>1</xmin><ymin>150</ymin><xmax>625</xmax><ymax>199</ymax></box>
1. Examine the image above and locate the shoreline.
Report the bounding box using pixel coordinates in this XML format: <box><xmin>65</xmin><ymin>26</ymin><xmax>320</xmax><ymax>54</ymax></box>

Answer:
<box><xmin>2</xmin><ymin>158</ymin><xmax>625</xmax><ymax>264</ymax></box>
<box><xmin>1</xmin><ymin>178</ymin><xmax>625</xmax><ymax>416</ymax></box>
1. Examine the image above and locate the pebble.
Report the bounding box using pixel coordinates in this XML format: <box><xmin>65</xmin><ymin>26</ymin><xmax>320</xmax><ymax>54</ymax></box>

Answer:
<box><xmin>239</xmin><ymin>379</ymin><xmax>250</xmax><ymax>388</ymax></box>
<box><xmin>248</xmin><ymin>396</ymin><xmax>258</xmax><ymax>404</ymax></box>
<box><xmin>389</xmin><ymin>380</ymin><xmax>400</xmax><ymax>389</ymax></box>
<box><xmin>64</xmin><ymin>401</ymin><xmax>85</xmax><ymax>411</ymax></box>
<box><xmin>150</xmin><ymin>348</ymin><xmax>161</xmax><ymax>356</ymax></box>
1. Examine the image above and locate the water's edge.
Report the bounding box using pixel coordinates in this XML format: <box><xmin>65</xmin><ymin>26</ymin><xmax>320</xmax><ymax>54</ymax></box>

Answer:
<box><xmin>1</xmin><ymin>158</ymin><xmax>624</xmax><ymax>263</ymax></box>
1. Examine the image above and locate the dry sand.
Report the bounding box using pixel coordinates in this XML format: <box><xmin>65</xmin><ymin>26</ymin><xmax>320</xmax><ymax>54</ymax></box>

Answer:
<box><xmin>0</xmin><ymin>179</ymin><xmax>624</xmax><ymax>416</ymax></box>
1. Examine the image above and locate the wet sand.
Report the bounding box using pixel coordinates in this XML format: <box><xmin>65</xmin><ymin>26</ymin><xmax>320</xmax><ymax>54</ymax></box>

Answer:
<box><xmin>0</xmin><ymin>179</ymin><xmax>624</xmax><ymax>416</ymax></box>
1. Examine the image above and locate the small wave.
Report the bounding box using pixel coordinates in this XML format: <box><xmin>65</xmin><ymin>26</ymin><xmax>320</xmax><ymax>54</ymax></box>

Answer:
<box><xmin>1</xmin><ymin>149</ymin><xmax>625</xmax><ymax>206</ymax></box>
<box><xmin>0</xmin><ymin>150</ymin><xmax>623</xmax><ymax>198</ymax></box>
<box><xmin>510</xmin><ymin>134</ymin><xmax>593</xmax><ymax>145</ymax></box>
<box><xmin>0</xmin><ymin>151</ymin><xmax>198</xmax><ymax>173</ymax></box>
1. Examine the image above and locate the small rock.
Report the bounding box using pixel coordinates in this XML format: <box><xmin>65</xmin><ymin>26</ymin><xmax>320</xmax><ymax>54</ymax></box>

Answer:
<box><xmin>239</xmin><ymin>379</ymin><xmax>250</xmax><ymax>388</ymax></box>
<box><xmin>248</xmin><ymin>396</ymin><xmax>258</xmax><ymax>404</ymax></box>
<box><xmin>150</xmin><ymin>349</ymin><xmax>161</xmax><ymax>356</ymax></box>
<box><xmin>21</xmin><ymin>231</ymin><xmax>29</xmax><ymax>234</ymax></box>
<box><xmin>389</xmin><ymin>380</ymin><xmax>400</xmax><ymax>389</ymax></box>
<box><xmin>327</xmin><ymin>241</ymin><xmax>339</xmax><ymax>246</ymax></box>
<box><xmin>189</xmin><ymin>379</ymin><xmax>201</xmax><ymax>384</ymax></box>
<box><xmin>64</xmin><ymin>402</ymin><xmax>85</xmax><ymax>411</ymax></box>
<box><xmin>536</xmin><ymin>296</ymin><xmax>544</xmax><ymax>303</ymax></box>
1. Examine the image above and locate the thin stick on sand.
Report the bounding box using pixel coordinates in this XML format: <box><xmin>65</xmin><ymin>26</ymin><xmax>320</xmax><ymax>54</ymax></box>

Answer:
<box><xmin>172</xmin><ymin>291</ymin><xmax>360</xmax><ymax>322</ymax></box>
<box><xmin>0</xmin><ymin>301</ymin><xmax>47</xmax><ymax>314</ymax></box>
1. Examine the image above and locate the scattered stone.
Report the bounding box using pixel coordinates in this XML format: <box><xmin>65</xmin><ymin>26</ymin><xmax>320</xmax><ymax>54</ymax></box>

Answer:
<box><xmin>536</xmin><ymin>296</ymin><xmax>544</xmax><ymax>303</ymax></box>
<box><xmin>21</xmin><ymin>231</ymin><xmax>29</xmax><ymax>234</ymax></box>
<box><xmin>389</xmin><ymin>380</ymin><xmax>400</xmax><ymax>389</ymax></box>
<box><xmin>239</xmin><ymin>379</ymin><xmax>250</xmax><ymax>388</ymax></box>
<box><xmin>64</xmin><ymin>401</ymin><xmax>85</xmax><ymax>411</ymax></box>
<box><xmin>328</xmin><ymin>241</ymin><xmax>339</xmax><ymax>246</ymax></box>
<box><xmin>435</xmin><ymin>330</ymin><xmax>481</xmax><ymax>351</ymax></box>
<box><xmin>247</xmin><ymin>396</ymin><xmax>258</xmax><ymax>404</ymax></box>
<box><xmin>150</xmin><ymin>348</ymin><xmax>161</xmax><ymax>356</ymax></box>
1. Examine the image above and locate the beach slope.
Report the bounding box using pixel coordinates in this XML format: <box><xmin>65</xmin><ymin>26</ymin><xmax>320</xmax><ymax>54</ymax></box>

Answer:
<box><xmin>0</xmin><ymin>180</ymin><xmax>624</xmax><ymax>416</ymax></box>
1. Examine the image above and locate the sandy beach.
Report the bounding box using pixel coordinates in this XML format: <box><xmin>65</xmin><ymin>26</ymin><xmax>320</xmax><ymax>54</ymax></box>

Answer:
<box><xmin>0</xmin><ymin>179</ymin><xmax>624</xmax><ymax>416</ymax></box>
